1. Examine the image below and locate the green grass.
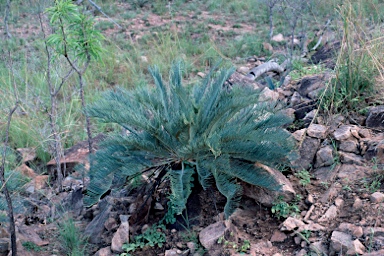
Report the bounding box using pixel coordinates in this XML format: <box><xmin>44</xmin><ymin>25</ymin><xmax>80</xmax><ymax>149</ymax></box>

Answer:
<box><xmin>58</xmin><ymin>217</ymin><xmax>88</xmax><ymax>256</ymax></box>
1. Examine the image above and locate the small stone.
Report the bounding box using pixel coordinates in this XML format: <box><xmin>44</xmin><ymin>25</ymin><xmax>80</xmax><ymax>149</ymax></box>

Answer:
<box><xmin>263</xmin><ymin>42</ymin><xmax>274</xmax><ymax>52</ymax></box>
<box><xmin>165</xmin><ymin>249</ymin><xmax>178</xmax><ymax>256</ymax></box>
<box><xmin>272</xmin><ymin>33</ymin><xmax>284</xmax><ymax>42</ymax></box>
<box><xmin>280</xmin><ymin>217</ymin><xmax>305</xmax><ymax>231</ymax></box>
<box><xmin>104</xmin><ymin>217</ymin><xmax>117</xmax><ymax>231</ymax></box>
<box><xmin>94</xmin><ymin>246</ymin><xmax>113</xmax><ymax>256</ymax></box>
<box><xmin>330</xmin><ymin>231</ymin><xmax>353</xmax><ymax>252</ymax></box>
<box><xmin>315</xmin><ymin>145</ymin><xmax>334</xmax><ymax>168</ymax></box>
<box><xmin>306</xmin><ymin>194</ymin><xmax>314</xmax><ymax>204</ymax></box>
<box><xmin>310</xmin><ymin>241</ymin><xmax>328</xmax><ymax>255</ymax></box>
<box><xmin>292</xmin><ymin>129</ymin><xmax>306</xmax><ymax>141</ymax></box>
<box><xmin>140</xmin><ymin>56</ymin><xmax>148</xmax><ymax>63</ymax></box>
<box><xmin>300</xmin><ymin>241</ymin><xmax>307</xmax><ymax>247</ymax></box>
<box><xmin>34</xmin><ymin>175</ymin><xmax>49</xmax><ymax>190</ymax></box>
<box><xmin>290</xmin><ymin>91</ymin><xmax>303</xmax><ymax>106</ymax></box>
<box><xmin>339</xmin><ymin>139</ymin><xmax>359</xmax><ymax>154</ymax></box>
<box><xmin>171</xmin><ymin>229</ymin><xmax>177</xmax><ymax>233</ymax></box>
<box><xmin>111</xmin><ymin>215</ymin><xmax>130</xmax><ymax>253</ymax></box>
<box><xmin>358</xmin><ymin>129</ymin><xmax>371</xmax><ymax>139</ymax></box>
<box><xmin>370</xmin><ymin>192</ymin><xmax>384</xmax><ymax>203</ymax></box>
<box><xmin>346</xmin><ymin>239</ymin><xmax>365</xmax><ymax>255</ymax></box>
<box><xmin>339</xmin><ymin>152</ymin><xmax>364</xmax><ymax>165</ymax></box>
<box><xmin>199</xmin><ymin>222</ymin><xmax>227</xmax><ymax>249</ymax></box>
<box><xmin>270</xmin><ymin>230</ymin><xmax>287</xmax><ymax>242</ymax></box>
<box><xmin>339</xmin><ymin>223</ymin><xmax>363</xmax><ymax>238</ymax></box>
<box><xmin>16</xmin><ymin>164</ymin><xmax>37</xmax><ymax>178</ymax></box>
<box><xmin>176</xmin><ymin>242</ymin><xmax>183</xmax><ymax>249</ymax></box>
<box><xmin>335</xmin><ymin>198</ymin><xmax>344</xmax><ymax>208</ymax></box>
<box><xmin>294</xmin><ymin>236</ymin><xmax>301</xmax><ymax>245</ymax></box>
<box><xmin>295</xmin><ymin>249</ymin><xmax>307</xmax><ymax>256</ymax></box>
<box><xmin>353</xmin><ymin>198</ymin><xmax>363</xmax><ymax>210</ymax></box>
<box><xmin>237</xmin><ymin>66</ymin><xmax>249</xmax><ymax>74</ymax></box>
<box><xmin>366</xmin><ymin>105</ymin><xmax>384</xmax><ymax>128</ymax></box>
<box><xmin>187</xmin><ymin>242</ymin><xmax>197</xmax><ymax>254</ymax></box>
<box><xmin>319</xmin><ymin>205</ymin><xmax>338</xmax><ymax>222</ymax></box>
<box><xmin>0</xmin><ymin>228</ymin><xmax>9</xmax><ymax>239</ymax></box>
<box><xmin>334</xmin><ymin>125</ymin><xmax>352</xmax><ymax>141</ymax></box>
<box><xmin>259</xmin><ymin>87</ymin><xmax>279</xmax><ymax>102</ymax></box>
<box><xmin>197</xmin><ymin>72</ymin><xmax>205</xmax><ymax>78</ymax></box>
<box><xmin>0</xmin><ymin>238</ymin><xmax>9</xmax><ymax>253</ymax></box>
<box><xmin>307</xmin><ymin>124</ymin><xmax>328</xmax><ymax>139</ymax></box>
<box><xmin>154</xmin><ymin>202</ymin><xmax>164</xmax><ymax>210</ymax></box>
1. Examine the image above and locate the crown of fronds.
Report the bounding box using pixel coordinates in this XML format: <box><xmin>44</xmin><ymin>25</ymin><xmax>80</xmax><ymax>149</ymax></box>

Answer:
<box><xmin>85</xmin><ymin>61</ymin><xmax>295</xmax><ymax>218</ymax></box>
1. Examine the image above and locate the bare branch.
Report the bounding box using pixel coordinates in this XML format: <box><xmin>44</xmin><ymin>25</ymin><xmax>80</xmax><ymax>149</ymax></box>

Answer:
<box><xmin>246</xmin><ymin>61</ymin><xmax>284</xmax><ymax>80</ymax></box>
<box><xmin>87</xmin><ymin>0</ymin><xmax>121</xmax><ymax>29</ymax></box>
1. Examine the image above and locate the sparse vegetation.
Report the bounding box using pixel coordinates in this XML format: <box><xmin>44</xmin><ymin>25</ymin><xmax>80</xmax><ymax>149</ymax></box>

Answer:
<box><xmin>1</xmin><ymin>0</ymin><xmax>384</xmax><ymax>255</ymax></box>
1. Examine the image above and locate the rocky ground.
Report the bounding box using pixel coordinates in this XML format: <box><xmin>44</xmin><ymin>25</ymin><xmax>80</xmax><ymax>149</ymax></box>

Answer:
<box><xmin>1</xmin><ymin>48</ymin><xmax>384</xmax><ymax>256</ymax></box>
<box><xmin>1</xmin><ymin>2</ymin><xmax>384</xmax><ymax>256</ymax></box>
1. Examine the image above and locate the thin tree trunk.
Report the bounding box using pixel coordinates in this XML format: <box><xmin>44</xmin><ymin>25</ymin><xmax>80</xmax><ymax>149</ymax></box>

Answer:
<box><xmin>269</xmin><ymin>5</ymin><xmax>274</xmax><ymax>41</ymax></box>
<box><xmin>4</xmin><ymin>0</ymin><xmax>12</xmax><ymax>38</ymax></box>
<box><xmin>79</xmin><ymin>73</ymin><xmax>93</xmax><ymax>153</ymax></box>
<box><xmin>0</xmin><ymin>103</ymin><xmax>19</xmax><ymax>256</ymax></box>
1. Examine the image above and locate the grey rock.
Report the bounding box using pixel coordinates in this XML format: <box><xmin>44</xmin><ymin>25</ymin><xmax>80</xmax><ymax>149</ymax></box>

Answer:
<box><xmin>370</xmin><ymin>192</ymin><xmax>384</xmax><ymax>203</ymax></box>
<box><xmin>290</xmin><ymin>91</ymin><xmax>304</xmax><ymax>106</ymax></box>
<box><xmin>307</xmin><ymin>124</ymin><xmax>328</xmax><ymax>139</ymax></box>
<box><xmin>259</xmin><ymin>87</ymin><xmax>279</xmax><ymax>101</ymax></box>
<box><xmin>363</xmin><ymin>249</ymin><xmax>384</xmax><ymax>256</ymax></box>
<box><xmin>270</xmin><ymin>230</ymin><xmax>287</xmax><ymax>242</ymax></box>
<box><xmin>366</xmin><ymin>105</ymin><xmax>384</xmax><ymax>128</ymax></box>
<box><xmin>199</xmin><ymin>222</ymin><xmax>227</xmax><ymax>249</ymax></box>
<box><xmin>315</xmin><ymin>145</ymin><xmax>334</xmax><ymax>168</ymax></box>
<box><xmin>319</xmin><ymin>205</ymin><xmax>338</xmax><ymax>222</ymax></box>
<box><xmin>330</xmin><ymin>231</ymin><xmax>353</xmax><ymax>252</ymax></box>
<box><xmin>292</xmin><ymin>129</ymin><xmax>306</xmax><ymax>141</ymax></box>
<box><xmin>94</xmin><ymin>246</ymin><xmax>114</xmax><ymax>256</ymax></box>
<box><xmin>339</xmin><ymin>138</ymin><xmax>359</xmax><ymax>153</ymax></box>
<box><xmin>292</xmin><ymin>137</ymin><xmax>320</xmax><ymax>170</ymax></box>
<box><xmin>337</xmin><ymin>164</ymin><xmax>369</xmax><ymax>182</ymax></box>
<box><xmin>295</xmin><ymin>249</ymin><xmax>307</xmax><ymax>256</ymax></box>
<box><xmin>165</xmin><ymin>249</ymin><xmax>179</xmax><ymax>256</ymax></box>
<box><xmin>339</xmin><ymin>152</ymin><xmax>364</xmax><ymax>165</ymax></box>
<box><xmin>334</xmin><ymin>125</ymin><xmax>352</xmax><ymax>141</ymax></box>
<box><xmin>313</xmin><ymin>165</ymin><xmax>339</xmax><ymax>182</ymax></box>
<box><xmin>280</xmin><ymin>217</ymin><xmax>305</xmax><ymax>231</ymax></box>
<box><xmin>85</xmin><ymin>199</ymin><xmax>112</xmax><ymax>244</ymax></box>
<box><xmin>187</xmin><ymin>242</ymin><xmax>197</xmax><ymax>254</ymax></box>
<box><xmin>111</xmin><ymin>215</ymin><xmax>130</xmax><ymax>253</ymax></box>
<box><xmin>0</xmin><ymin>238</ymin><xmax>9</xmax><ymax>254</ymax></box>
<box><xmin>339</xmin><ymin>223</ymin><xmax>364</xmax><ymax>238</ymax></box>
<box><xmin>297</xmin><ymin>75</ymin><xmax>325</xmax><ymax>98</ymax></box>
<box><xmin>242</xmin><ymin>163</ymin><xmax>295</xmax><ymax>206</ymax></box>
<box><xmin>310</xmin><ymin>241</ymin><xmax>328</xmax><ymax>256</ymax></box>
<box><xmin>346</xmin><ymin>239</ymin><xmax>365</xmax><ymax>255</ymax></box>
<box><xmin>353</xmin><ymin>197</ymin><xmax>364</xmax><ymax>210</ymax></box>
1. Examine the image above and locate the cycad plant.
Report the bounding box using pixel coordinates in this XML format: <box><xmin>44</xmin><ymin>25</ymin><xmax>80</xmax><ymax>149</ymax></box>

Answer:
<box><xmin>85</xmin><ymin>62</ymin><xmax>295</xmax><ymax>218</ymax></box>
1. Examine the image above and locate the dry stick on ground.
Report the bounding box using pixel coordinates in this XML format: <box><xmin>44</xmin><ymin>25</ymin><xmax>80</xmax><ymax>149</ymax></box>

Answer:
<box><xmin>38</xmin><ymin>11</ymin><xmax>75</xmax><ymax>191</ymax></box>
<box><xmin>4</xmin><ymin>0</ymin><xmax>12</xmax><ymax>38</ymax></box>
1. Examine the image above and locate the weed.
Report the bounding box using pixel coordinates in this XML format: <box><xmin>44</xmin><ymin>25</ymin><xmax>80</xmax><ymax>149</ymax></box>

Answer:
<box><xmin>58</xmin><ymin>217</ymin><xmax>88</xmax><ymax>256</ymax></box>
<box><xmin>217</xmin><ymin>234</ymin><xmax>251</xmax><ymax>254</ymax></box>
<box><xmin>295</xmin><ymin>170</ymin><xmax>311</xmax><ymax>186</ymax></box>
<box><xmin>121</xmin><ymin>223</ymin><xmax>166</xmax><ymax>256</ymax></box>
<box><xmin>271</xmin><ymin>195</ymin><xmax>301</xmax><ymax>219</ymax></box>
<box><xmin>22</xmin><ymin>241</ymin><xmax>42</xmax><ymax>252</ymax></box>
